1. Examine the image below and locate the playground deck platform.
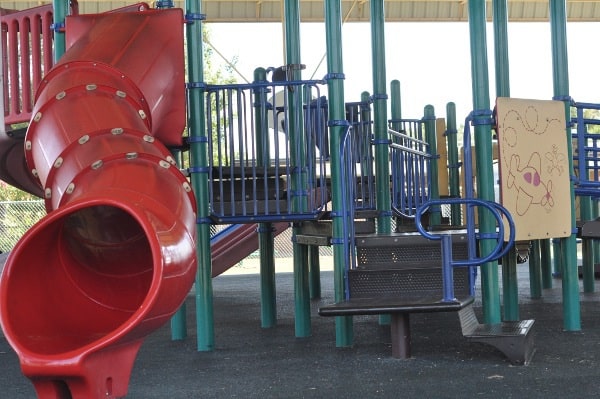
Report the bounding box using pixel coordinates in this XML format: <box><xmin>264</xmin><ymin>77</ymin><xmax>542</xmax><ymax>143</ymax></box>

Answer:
<box><xmin>2</xmin><ymin>260</ymin><xmax>600</xmax><ymax>398</ymax></box>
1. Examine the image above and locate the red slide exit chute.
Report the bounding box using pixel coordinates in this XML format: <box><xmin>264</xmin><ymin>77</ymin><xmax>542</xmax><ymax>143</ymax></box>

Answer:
<box><xmin>0</xmin><ymin>8</ymin><xmax>195</xmax><ymax>399</ymax></box>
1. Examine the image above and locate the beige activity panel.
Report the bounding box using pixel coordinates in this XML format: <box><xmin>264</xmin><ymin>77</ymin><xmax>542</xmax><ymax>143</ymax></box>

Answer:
<box><xmin>495</xmin><ymin>97</ymin><xmax>572</xmax><ymax>241</ymax></box>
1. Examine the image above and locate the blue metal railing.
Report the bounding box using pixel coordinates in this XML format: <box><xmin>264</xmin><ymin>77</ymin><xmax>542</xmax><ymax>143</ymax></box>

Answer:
<box><xmin>205</xmin><ymin>79</ymin><xmax>329</xmax><ymax>223</ymax></box>
<box><xmin>416</xmin><ymin>198</ymin><xmax>515</xmax><ymax>302</ymax></box>
<box><xmin>345</xmin><ymin>100</ymin><xmax>376</xmax><ymax>211</ymax></box>
<box><xmin>414</xmin><ymin>111</ymin><xmax>515</xmax><ymax>301</ymax></box>
<box><xmin>572</xmin><ymin>102</ymin><xmax>600</xmax><ymax>198</ymax></box>
<box><xmin>388</xmin><ymin>118</ymin><xmax>434</xmax><ymax>218</ymax></box>
<box><xmin>339</xmin><ymin>125</ymin><xmax>358</xmax><ymax>298</ymax></box>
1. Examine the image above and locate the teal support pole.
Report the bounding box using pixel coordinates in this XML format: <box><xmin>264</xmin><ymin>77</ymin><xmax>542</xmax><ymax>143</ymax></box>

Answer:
<box><xmin>467</xmin><ymin>0</ymin><xmax>501</xmax><ymax>324</ymax></box>
<box><xmin>253</xmin><ymin>67</ymin><xmax>278</xmax><ymax>328</ymax></box>
<box><xmin>324</xmin><ymin>0</ymin><xmax>353</xmax><ymax>347</ymax></box>
<box><xmin>446</xmin><ymin>103</ymin><xmax>461</xmax><ymax>226</ymax></box>
<box><xmin>390</xmin><ymin>80</ymin><xmax>402</xmax><ymax>128</ymax></box>
<box><xmin>581</xmin><ymin>198</ymin><xmax>594</xmax><ymax>292</ymax></box>
<box><xmin>594</xmin><ymin>203</ymin><xmax>600</xmax><ymax>268</ymax></box>
<box><xmin>185</xmin><ymin>1</ymin><xmax>214</xmax><ymax>351</ymax></box>
<box><xmin>371</xmin><ymin>0</ymin><xmax>392</xmax><ymax>328</ymax></box>
<box><xmin>283</xmin><ymin>0</ymin><xmax>311</xmax><ymax>338</ymax></box>
<box><xmin>52</xmin><ymin>0</ymin><xmax>68</xmax><ymax>61</ymax></box>
<box><xmin>424</xmin><ymin>105</ymin><xmax>440</xmax><ymax>226</ymax></box>
<box><xmin>529</xmin><ymin>240</ymin><xmax>542</xmax><ymax>298</ymax></box>
<box><xmin>259</xmin><ymin>222</ymin><xmax>277</xmax><ymax>327</ymax></box>
<box><xmin>390</xmin><ymin>81</ymin><xmax>401</xmax><ymax>235</ymax></box>
<box><xmin>308</xmin><ymin>245</ymin><xmax>321</xmax><ymax>299</ymax></box>
<box><xmin>541</xmin><ymin>239</ymin><xmax>553</xmax><ymax>289</ymax></box>
<box><xmin>492</xmin><ymin>0</ymin><xmax>519</xmax><ymax>321</ymax></box>
<box><xmin>492</xmin><ymin>0</ymin><xmax>510</xmax><ymax>98</ymax></box>
<box><xmin>170</xmin><ymin>147</ymin><xmax>188</xmax><ymax>339</ymax></box>
<box><xmin>370</xmin><ymin>0</ymin><xmax>391</xmax><ymax>235</ymax></box>
<box><xmin>552</xmin><ymin>238</ymin><xmax>562</xmax><ymax>277</ymax></box>
<box><xmin>550</xmin><ymin>0</ymin><xmax>581</xmax><ymax>331</ymax></box>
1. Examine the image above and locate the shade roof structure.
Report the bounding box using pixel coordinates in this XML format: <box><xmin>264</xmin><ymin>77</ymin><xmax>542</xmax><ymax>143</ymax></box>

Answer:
<box><xmin>4</xmin><ymin>0</ymin><xmax>600</xmax><ymax>22</ymax></box>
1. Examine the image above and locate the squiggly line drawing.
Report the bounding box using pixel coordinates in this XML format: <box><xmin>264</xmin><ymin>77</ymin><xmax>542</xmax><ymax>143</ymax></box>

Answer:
<box><xmin>545</xmin><ymin>144</ymin><xmax>566</xmax><ymax>175</ymax></box>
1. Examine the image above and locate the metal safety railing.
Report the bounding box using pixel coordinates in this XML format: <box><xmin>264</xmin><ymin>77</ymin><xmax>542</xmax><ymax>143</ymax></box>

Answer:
<box><xmin>344</xmin><ymin>99</ymin><xmax>375</xmax><ymax>212</ymax></box>
<box><xmin>571</xmin><ymin>102</ymin><xmax>600</xmax><ymax>198</ymax></box>
<box><xmin>389</xmin><ymin>118</ymin><xmax>434</xmax><ymax>218</ymax></box>
<box><xmin>205</xmin><ymin>79</ymin><xmax>329</xmax><ymax>223</ymax></box>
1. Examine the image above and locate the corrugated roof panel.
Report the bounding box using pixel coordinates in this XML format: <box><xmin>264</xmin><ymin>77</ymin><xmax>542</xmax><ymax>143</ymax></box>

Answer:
<box><xmin>3</xmin><ymin>1</ymin><xmax>600</xmax><ymax>22</ymax></box>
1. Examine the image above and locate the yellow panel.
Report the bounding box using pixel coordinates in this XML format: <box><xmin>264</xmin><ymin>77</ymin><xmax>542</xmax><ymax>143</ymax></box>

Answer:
<box><xmin>496</xmin><ymin>97</ymin><xmax>571</xmax><ymax>241</ymax></box>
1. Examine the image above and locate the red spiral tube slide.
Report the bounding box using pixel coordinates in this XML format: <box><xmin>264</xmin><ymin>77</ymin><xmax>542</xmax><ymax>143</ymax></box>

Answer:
<box><xmin>0</xmin><ymin>8</ymin><xmax>195</xmax><ymax>399</ymax></box>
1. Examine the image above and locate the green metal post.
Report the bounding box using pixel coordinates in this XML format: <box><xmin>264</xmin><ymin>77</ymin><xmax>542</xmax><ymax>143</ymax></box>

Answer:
<box><xmin>324</xmin><ymin>0</ymin><xmax>353</xmax><ymax>347</ymax></box>
<box><xmin>424</xmin><ymin>105</ymin><xmax>440</xmax><ymax>226</ymax></box>
<box><xmin>594</xmin><ymin>203</ymin><xmax>600</xmax><ymax>268</ymax></box>
<box><xmin>581</xmin><ymin>197</ymin><xmax>594</xmax><ymax>292</ymax></box>
<box><xmin>549</xmin><ymin>0</ymin><xmax>581</xmax><ymax>331</ymax></box>
<box><xmin>253</xmin><ymin>68</ymin><xmax>278</xmax><ymax>328</ymax></box>
<box><xmin>492</xmin><ymin>0</ymin><xmax>519</xmax><ymax>321</ymax></box>
<box><xmin>308</xmin><ymin>245</ymin><xmax>321</xmax><ymax>299</ymax></box>
<box><xmin>529</xmin><ymin>240</ymin><xmax>542</xmax><ymax>298</ymax></box>
<box><xmin>370</xmin><ymin>0</ymin><xmax>391</xmax><ymax>235</ymax></box>
<box><xmin>492</xmin><ymin>0</ymin><xmax>510</xmax><ymax>98</ymax></box>
<box><xmin>541</xmin><ymin>239</ymin><xmax>553</xmax><ymax>289</ymax></box>
<box><xmin>283</xmin><ymin>0</ymin><xmax>311</xmax><ymax>338</ymax></box>
<box><xmin>552</xmin><ymin>238</ymin><xmax>562</xmax><ymax>277</ymax></box>
<box><xmin>467</xmin><ymin>0</ymin><xmax>501</xmax><ymax>324</ymax></box>
<box><xmin>445</xmin><ymin>103</ymin><xmax>461</xmax><ymax>226</ymax></box>
<box><xmin>390</xmin><ymin>80</ymin><xmax>402</xmax><ymax>128</ymax></box>
<box><xmin>52</xmin><ymin>0</ymin><xmax>68</xmax><ymax>61</ymax></box>
<box><xmin>171</xmin><ymin>146</ymin><xmax>188</xmax><ymax>339</ymax></box>
<box><xmin>185</xmin><ymin>1</ymin><xmax>214</xmax><ymax>351</ymax></box>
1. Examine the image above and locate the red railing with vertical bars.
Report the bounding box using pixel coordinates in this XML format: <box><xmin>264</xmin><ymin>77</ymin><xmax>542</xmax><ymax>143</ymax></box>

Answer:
<box><xmin>1</xmin><ymin>4</ymin><xmax>55</xmax><ymax>127</ymax></box>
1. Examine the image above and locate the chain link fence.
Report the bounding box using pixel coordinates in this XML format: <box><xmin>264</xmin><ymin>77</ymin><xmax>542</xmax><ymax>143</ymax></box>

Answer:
<box><xmin>0</xmin><ymin>201</ymin><xmax>330</xmax><ymax>261</ymax></box>
<box><xmin>0</xmin><ymin>200</ymin><xmax>46</xmax><ymax>253</ymax></box>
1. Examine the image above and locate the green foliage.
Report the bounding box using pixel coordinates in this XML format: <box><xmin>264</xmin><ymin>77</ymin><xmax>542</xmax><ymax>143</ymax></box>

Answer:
<box><xmin>0</xmin><ymin>181</ymin><xmax>39</xmax><ymax>202</ymax></box>
<box><xmin>571</xmin><ymin>106</ymin><xmax>600</xmax><ymax>134</ymax></box>
<box><xmin>202</xmin><ymin>26</ymin><xmax>237</xmax><ymax>85</ymax></box>
<box><xmin>201</xmin><ymin>25</ymin><xmax>239</xmax><ymax>164</ymax></box>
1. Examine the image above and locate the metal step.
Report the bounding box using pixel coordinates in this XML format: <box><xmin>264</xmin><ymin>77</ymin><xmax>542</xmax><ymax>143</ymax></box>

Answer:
<box><xmin>355</xmin><ymin>232</ymin><xmax>470</xmax><ymax>270</ymax></box>
<box><xmin>347</xmin><ymin>267</ymin><xmax>471</xmax><ymax>299</ymax></box>
<box><xmin>458</xmin><ymin>304</ymin><xmax>535</xmax><ymax>365</ymax></box>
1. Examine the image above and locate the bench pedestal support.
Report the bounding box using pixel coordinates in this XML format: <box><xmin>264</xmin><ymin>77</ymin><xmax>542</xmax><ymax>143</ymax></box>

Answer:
<box><xmin>390</xmin><ymin>313</ymin><xmax>411</xmax><ymax>359</ymax></box>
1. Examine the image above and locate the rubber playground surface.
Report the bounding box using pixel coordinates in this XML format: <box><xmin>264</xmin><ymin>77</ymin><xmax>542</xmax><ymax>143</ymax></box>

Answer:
<box><xmin>2</xmin><ymin>264</ymin><xmax>600</xmax><ymax>398</ymax></box>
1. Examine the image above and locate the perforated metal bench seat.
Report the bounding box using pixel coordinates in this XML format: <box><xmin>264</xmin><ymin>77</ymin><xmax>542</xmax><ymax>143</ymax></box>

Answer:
<box><xmin>318</xmin><ymin>295</ymin><xmax>474</xmax><ymax>316</ymax></box>
<box><xmin>318</xmin><ymin>232</ymin><xmax>534</xmax><ymax>363</ymax></box>
<box><xmin>319</xmin><ymin>295</ymin><xmax>474</xmax><ymax>359</ymax></box>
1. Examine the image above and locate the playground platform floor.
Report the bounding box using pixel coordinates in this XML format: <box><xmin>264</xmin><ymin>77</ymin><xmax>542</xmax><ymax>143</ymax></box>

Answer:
<box><xmin>3</xmin><ymin>258</ymin><xmax>600</xmax><ymax>398</ymax></box>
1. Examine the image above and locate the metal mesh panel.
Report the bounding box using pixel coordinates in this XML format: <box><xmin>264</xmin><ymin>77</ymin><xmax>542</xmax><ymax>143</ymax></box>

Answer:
<box><xmin>356</xmin><ymin>238</ymin><xmax>469</xmax><ymax>269</ymax></box>
<box><xmin>348</xmin><ymin>267</ymin><xmax>470</xmax><ymax>299</ymax></box>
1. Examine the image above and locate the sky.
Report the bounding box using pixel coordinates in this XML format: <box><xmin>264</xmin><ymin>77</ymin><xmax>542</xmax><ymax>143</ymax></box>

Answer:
<box><xmin>206</xmin><ymin>21</ymin><xmax>600</xmax><ymax>124</ymax></box>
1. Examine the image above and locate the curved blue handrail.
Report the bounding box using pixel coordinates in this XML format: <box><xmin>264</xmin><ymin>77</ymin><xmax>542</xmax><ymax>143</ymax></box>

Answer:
<box><xmin>415</xmin><ymin>198</ymin><xmax>516</xmax><ymax>302</ymax></box>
